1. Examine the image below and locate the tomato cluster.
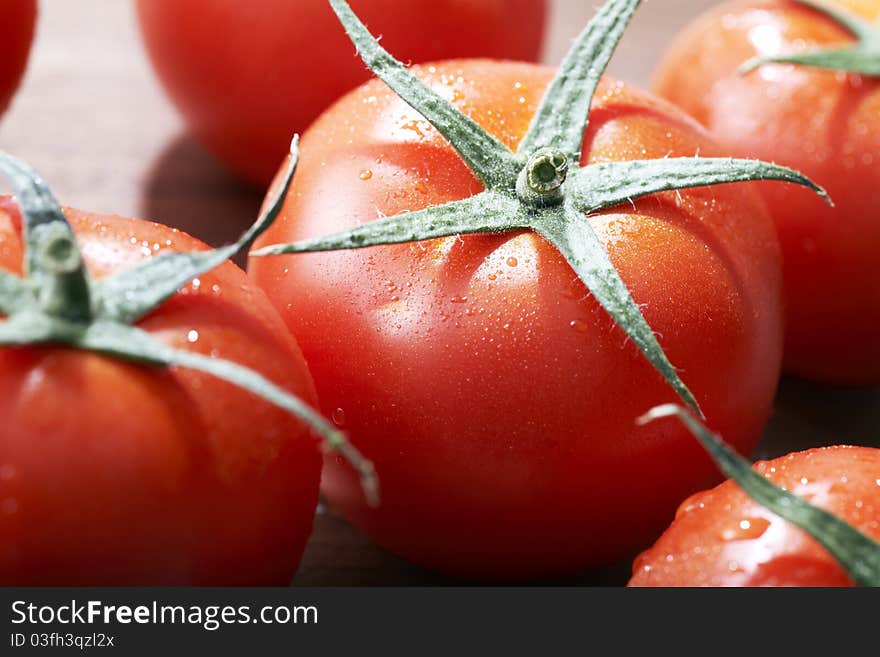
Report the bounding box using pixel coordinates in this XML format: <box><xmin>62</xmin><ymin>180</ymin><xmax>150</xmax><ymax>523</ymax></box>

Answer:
<box><xmin>1</xmin><ymin>0</ymin><xmax>878</xmax><ymax>587</ymax></box>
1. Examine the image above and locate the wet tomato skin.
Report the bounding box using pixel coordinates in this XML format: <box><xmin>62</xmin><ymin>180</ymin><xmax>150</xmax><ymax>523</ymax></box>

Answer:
<box><xmin>135</xmin><ymin>0</ymin><xmax>548</xmax><ymax>185</ymax></box>
<box><xmin>249</xmin><ymin>60</ymin><xmax>785</xmax><ymax>580</ymax></box>
<box><xmin>0</xmin><ymin>197</ymin><xmax>321</xmax><ymax>585</ymax></box>
<box><xmin>629</xmin><ymin>446</ymin><xmax>880</xmax><ymax>587</ymax></box>
<box><xmin>0</xmin><ymin>0</ymin><xmax>36</xmax><ymax>117</ymax></box>
<box><xmin>653</xmin><ymin>0</ymin><xmax>880</xmax><ymax>384</ymax></box>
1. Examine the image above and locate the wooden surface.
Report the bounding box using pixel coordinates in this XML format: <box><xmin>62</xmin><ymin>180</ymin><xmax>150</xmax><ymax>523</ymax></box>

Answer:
<box><xmin>1</xmin><ymin>0</ymin><xmax>878</xmax><ymax>586</ymax></box>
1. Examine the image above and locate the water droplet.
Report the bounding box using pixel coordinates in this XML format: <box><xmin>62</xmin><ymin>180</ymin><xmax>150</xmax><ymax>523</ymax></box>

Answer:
<box><xmin>359</xmin><ymin>169</ymin><xmax>373</xmax><ymax>181</ymax></box>
<box><xmin>450</xmin><ymin>295</ymin><xmax>468</xmax><ymax>304</ymax></box>
<box><xmin>506</xmin><ymin>257</ymin><xmax>518</xmax><ymax>267</ymax></box>
<box><xmin>191</xmin><ymin>278</ymin><xmax>201</xmax><ymax>290</ymax></box>
<box><xmin>187</xmin><ymin>330</ymin><xmax>199</xmax><ymax>343</ymax></box>
<box><xmin>720</xmin><ymin>516</ymin><xmax>770</xmax><ymax>541</ymax></box>
<box><xmin>332</xmin><ymin>408</ymin><xmax>346</xmax><ymax>427</ymax></box>
<box><xmin>569</xmin><ymin>320</ymin><xmax>589</xmax><ymax>333</ymax></box>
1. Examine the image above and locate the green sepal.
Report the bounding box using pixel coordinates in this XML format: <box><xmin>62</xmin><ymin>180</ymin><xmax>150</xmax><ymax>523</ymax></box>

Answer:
<box><xmin>254</xmin><ymin>0</ymin><xmax>832</xmax><ymax>411</ymax></box>
<box><xmin>0</xmin><ymin>152</ymin><xmax>94</xmax><ymax>323</ymax></box>
<box><xmin>639</xmin><ymin>405</ymin><xmax>880</xmax><ymax>587</ymax></box>
<box><xmin>742</xmin><ymin>45</ymin><xmax>880</xmax><ymax>77</ymax></box>
<box><xmin>741</xmin><ymin>0</ymin><xmax>880</xmax><ymax>76</ymax></box>
<box><xmin>0</xmin><ymin>270</ymin><xmax>35</xmax><ymax>316</ymax></box>
<box><xmin>97</xmin><ymin>138</ymin><xmax>300</xmax><ymax>324</ymax></box>
<box><xmin>0</xmin><ymin>311</ymin><xmax>55</xmax><ymax>344</ymax></box>
<box><xmin>535</xmin><ymin>205</ymin><xmax>701</xmax><ymax>416</ymax></box>
<box><xmin>0</xmin><ymin>144</ymin><xmax>379</xmax><ymax>506</ymax></box>
<box><xmin>0</xmin><ymin>317</ymin><xmax>379</xmax><ymax>507</ymax></box>
<box><xmin>252</xmin><ymin>191</ymin><xmax>527</xmax><ymax>256</ymax></box>
<box><xmin>0</xmin><ymin>152</ymin><xmax>76</xmax><ymax>279</ymax></box>
<box><xmin>517</xmin><ymin>0</ymin><xmax>641</xmax><ymax>161</ymax></box>
<box><xmin>569</xmin><ymin>157</ymin><xmax>832</xmax><ymax>214</ymax></box>
<box><xmin>327</xmin><ymin>0</ymin><xmax>518</xmax><ymax>190</ymax></box>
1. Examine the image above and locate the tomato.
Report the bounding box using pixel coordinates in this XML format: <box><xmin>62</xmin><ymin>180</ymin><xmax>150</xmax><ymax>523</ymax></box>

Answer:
<box><xmin>629</xmin><ymin>445</ymin><xmax>880</xmax><ymax>586</ymax></box>
<box><xmin>248</xmin><ymin>60</ymin><xmax>786</xmax><ymax>580</ymax></box>
<box><xmin>653</xmin><ymin>0</ymin><xmax>880</xmax><ymax>384</ymax></box>
<box><xmin>135</xmin><ymin>0</ymin><xmax>548</xmax><ymax>185</ymax></box>
<box><xmin>0</xmin><ymin>196</ymin><xmax>321</xmax><ymax>585</ymax></box>
<box><xmin>0</xmin><ymin>0</ymin><xmax>36</xmax><ymax>117</ymax></box>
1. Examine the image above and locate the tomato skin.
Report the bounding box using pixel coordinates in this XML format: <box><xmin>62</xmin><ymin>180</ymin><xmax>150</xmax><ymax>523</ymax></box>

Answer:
<box><xmin>629</xmin><ymin>446</ymin><xmax>880</xmax><ymax>586</ymax></box>
<box><xmin>0</xmin><ymin>197</ymin><xmax>321</xmax><ymax>585</ymax></box>
<box><xmin>0</xmin><ymin>0</ymin><xmax>36</xmax><ymax>117</ymax></box>
<box><xmin>135</xmin><ymin>0</ymin><xmax>548</xmax><ymax>186</ymax></box>
<box><xmin>249</xmin><ymin>60</ymin><xmax>785</xmax><ymax>579</ymax></box>
<box><xmin>653</xmin><ymin>0</ymin><xmax>880</xmax><ymax>384</ymax></box>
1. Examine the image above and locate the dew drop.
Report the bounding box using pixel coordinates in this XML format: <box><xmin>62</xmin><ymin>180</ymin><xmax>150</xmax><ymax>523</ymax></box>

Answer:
<box><xmin>720</xmin><ymin>516</ymin><xmax>770</xmax><ymax>541</ymax></box>
<box><xmin>359</xmin><ymin>169</ymin><xmax>373</xmax><ymax>181</ymax></box>
<box><xmin>506</xmin><ymin>257</ymin><xmax>518</xmax><ymax>267</ymax></box>
<box><xmin>187</xmin><ymin>330</ymin><xmax>199</xmax><ymax>343</ymax></box>
<box><xmin>332</xmin><ymin>408</ymin><xmax>346</xmax><ymax>427</ymax></box>
<box><xmin>569</xmin><ymin>320</ymin><xmax>589</xmax><ymax>333</ymax></box>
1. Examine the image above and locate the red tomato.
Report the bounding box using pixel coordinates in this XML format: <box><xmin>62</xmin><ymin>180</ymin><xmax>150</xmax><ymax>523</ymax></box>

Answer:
<box><xmin>0</xmin><ymin>196</ymin><xmax>321</xmax><ymax>585</ymax></box>
<box><xmin>0</xmin><ymin>0</ymin><xmax>36</xmax><ymax>117</ymax></box>
<box><xmin>135</xmin><ymin>0</ymin><xmax>548</xmax><ymax>185</ymax></box>
<box><xmin>248</xmin><ymin>61</ymin><xmax>786</xmax><ymax>580</ymax></box>
<box><xmin>653</xmin><ymin>0</ymin><xmax>880</xmax><ymax>384</ymax></box>
<box><xmin>629</xmin><ymin>445</ymin><xmax>880</xmax><ymax>586</ymax></box>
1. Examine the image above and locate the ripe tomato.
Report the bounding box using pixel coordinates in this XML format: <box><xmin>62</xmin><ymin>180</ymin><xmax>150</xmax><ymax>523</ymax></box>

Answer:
<box><xmin>135</xmin><ymin>0</ymin><xmax>548</xmax><ymax>185</ymax></box>
<box><xmin>248</xmin><ymin>60</ymin><xmax>786</xmax><ymax>580</ymax></box>
<box><xmin>653</xmin><ymin>0</ymin><xmax>880</xmax><ymax>384</ymax></box>
<box><xmin>0</xmin><ymin>0</ymin><xmax>36</xmax><ymax>117</ymax></box>
<box><xmin>629</xmin><ymin>445</ymin><xmax>880</xmax><ymax>586</ymax></box>
<box><xmin>0</xmin><ymin>196</ymin><xmax>321</xmax><ymax>585</ymax></box>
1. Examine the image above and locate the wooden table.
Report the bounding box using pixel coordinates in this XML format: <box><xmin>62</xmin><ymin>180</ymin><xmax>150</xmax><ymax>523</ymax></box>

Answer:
<box><xmin>1</xmin><ymin>0</ymin><xmax>877</xmax><ymax>586</ymax></box>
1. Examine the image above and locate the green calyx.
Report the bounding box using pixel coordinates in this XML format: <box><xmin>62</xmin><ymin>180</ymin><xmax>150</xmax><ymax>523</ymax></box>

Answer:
<box><xmin>253</xmin><ymin>0</ymin><xmax>831</xmax><ymax>416</ymax></box>
<box><xmin>0</xmin><ymin>143</ymin><xmax>378</xmax><ymax>507</ymax></box>
<box><xmin>741</xmin><ymin>0</ymin><xmax>880</xmax><ymax>77</ymax></box>
<box><xmin>639</xmin><ymin>405</ymin><xmax>880</xmax><ymax>587</ymax></box>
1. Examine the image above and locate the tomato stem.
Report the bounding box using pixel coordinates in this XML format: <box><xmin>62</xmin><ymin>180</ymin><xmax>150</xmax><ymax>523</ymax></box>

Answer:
<box><xmin>255</xmin><ymin>0</ymin><xmax>831</xmax><ymax>416</ymax></box>
<box><xmin>740</xmin><ymin>0</ymin><xmax>880</xmax><ymax>76</ymax></box>
<box><xmin>639</xmin><ymin>405</ymin><xmax>880</xmax><ymax>587</ymax></box>
<box><xmin>0</xmin><ymin>146</ymin><xmax>379</xmax><ymax>506</ymax></box>
<box><xmin>516</xmin><ymin>148</ymin><xmax>569</xmax><ymax>207</ymax></box>
<box><xmin>33</xmin><ymin>223</ymin><xmax>93</xmax><ymax>323</ymax></box>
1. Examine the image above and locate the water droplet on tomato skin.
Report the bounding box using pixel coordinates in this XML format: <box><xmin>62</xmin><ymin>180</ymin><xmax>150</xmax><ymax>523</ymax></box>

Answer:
<box><xmin>506</xmin><ymin>257</ymin><xmax>518</xmax><ymax>268</ymax></box>
<box><xmin>332</xmin><ymin>408</ymin><xmax>346</xmax><ymax>428</ymax></box>
<box><xmin>569</xmin><ymin>320</ymin><xmax>589</xmax><ymax>334</ymax></box>
<box><xmin>359</xmin><ymin>169</ymin><xmax>373</xmax><ymax>181</ymax></box>
<box><xmin>719</xmin><ymin>516</ymin><xmax>770</xmax><ymax>542</ymax></box>
<box><xmin>187</xmin><ymin>330</ymin><xmax>199</xmax><ymax>344</ymax></box>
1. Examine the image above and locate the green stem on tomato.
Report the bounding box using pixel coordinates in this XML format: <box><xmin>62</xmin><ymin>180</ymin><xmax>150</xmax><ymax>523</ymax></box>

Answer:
<box><xmin>741</xmin><ymin>0</ymin><xmax>880</xmax><ymax>76</ymax></box>
<box><xmin>254</xmin><ymin>0</ymin><xmax>831</xmax><ymax>417</ymax></box>
<box><xmin>638</xmin><ymin>405</ymin><xmax>880</xmax><ymax>587</ymax></box>
<box><xmin>0</xmin><ymin>145</ymin><xmax>378</xmax><ymax>506</ymax></box>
